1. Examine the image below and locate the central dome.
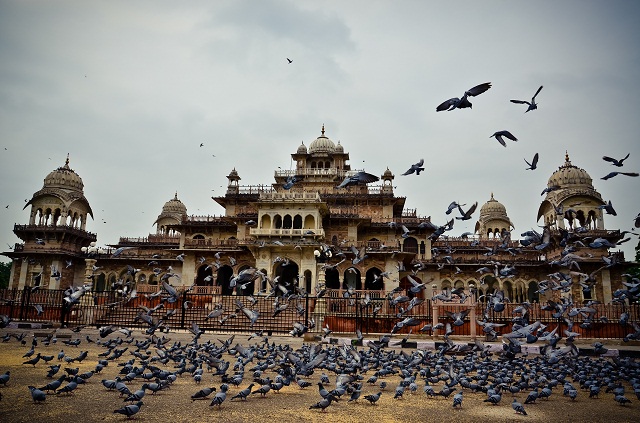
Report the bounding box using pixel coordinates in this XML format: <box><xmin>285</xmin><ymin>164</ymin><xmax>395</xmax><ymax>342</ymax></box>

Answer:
<box><xmin>479</xmin><ymin>193</ymin><xmax>507</xmax><ymax>217</ymax></box>
<box><xmin>547</xmin><ymin>152</ymin><xmax>594</xmax><ymax>189</ymax></box>
<box><xmin>43</xmin><ymin>155</ymin><xmax>84</xmax><ymax>192</ymax></box>
<box><xmin>308</xmin><ymin>125</ymin><xmax>336</xmax><ymax>154</ymax></box>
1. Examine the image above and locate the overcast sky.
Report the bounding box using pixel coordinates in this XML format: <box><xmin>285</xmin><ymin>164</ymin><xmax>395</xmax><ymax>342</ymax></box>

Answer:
<box><xmin>1</xmin><ymin>1</ymin><xmax>639</xmax><ymax>263</ymax></box>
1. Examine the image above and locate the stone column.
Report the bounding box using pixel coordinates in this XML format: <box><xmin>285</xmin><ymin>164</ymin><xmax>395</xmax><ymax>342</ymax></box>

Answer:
<box><xmin>601</xmin><ymin>268</ymin><xmax>612</xmax><ymax>303</ymax></box>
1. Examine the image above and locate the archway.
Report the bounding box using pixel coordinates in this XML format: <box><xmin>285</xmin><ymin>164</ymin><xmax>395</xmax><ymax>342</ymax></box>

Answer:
<box><xmin>217</xmin><ymin>265</ymin><xmax>234</xmax><ymax>295</ymax></box>
<box><xmin>365</xmin><ymin>267</ymin><xmax>385</xmax><ymax>290</ymax></box>
<box><xmin>274</xmin><ymin>260</ymin><xmax>299</xmax><ymax>295</ymax></box>
<box><xmin>527</xmin><ymin>281</ymin><xmax>539</xmax><ymax>303</ymax></box>
<box><xmin>196</xmin><ymin>264</ymin><xmax>213</xmax><ymax>286</ymax></box>
<box><xmin>343</xmin><ymin>268</ymin><xmax>362</xmax><ymax>290</ymax></box>
<box><xmin>400</xmin><ymin>274</ymin><xmax>424</xmax><ymax>298</ymax></box>
<box><xmin>325</xmin><ymin>268</ymin><xmax>340</xmax><ymax>289</ymax></box>
<box><xmin>236</xmin><ymin>265</ymin><xmax>255</xmax><ymax>296</ymax></box>
<box><xmin>403</xmin><ymin>237</ymin><xmax>418</xmax><ymax>253</ymax></box>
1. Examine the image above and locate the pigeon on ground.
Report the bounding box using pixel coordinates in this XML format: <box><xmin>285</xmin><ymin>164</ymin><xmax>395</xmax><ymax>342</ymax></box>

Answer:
<box><xmin>512</xmin><ymin>398</ymin><xmax>527</xmax><ymax>415</ymax></box>
<box><xmin>113</xmin><ymin>401</ymin><xmax>143</xmax><ymax>418</ymax></box>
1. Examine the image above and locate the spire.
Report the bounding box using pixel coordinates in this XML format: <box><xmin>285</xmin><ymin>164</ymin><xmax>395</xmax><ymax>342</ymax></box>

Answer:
<box><xmin>64</xmin><ymin>153</ymin><xmax>70</xmax><ymax>169</ymax></box>
<box><xmin>174</xmin><ymin>192</ymin><xmax>178</xmax><ymax>200</ymax></box>
<box><xmin>490</xmin><ymin>192</ymin><xmax>494</xmax><ymax>201</ymax></box>
<box><xmin>321</xmin><ymin>124</ymin><xmax>325</xmax><ymax>136</ymax></box>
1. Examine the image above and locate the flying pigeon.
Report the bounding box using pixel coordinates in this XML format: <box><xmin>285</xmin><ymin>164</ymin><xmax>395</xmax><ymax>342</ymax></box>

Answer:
<box><xmin>490</xmin><ymin>130</ymin><xmax>518</xmax><ymax>147</ymax></box>
<box><xmin>510</xmin><ymin>85</ymin><xmax>543</xmax><ymax>112</ymax></box>
<box><xmin>436</xmin><ymin>82</ymin><xmax>492</xmax><ymax>111</ymax></box>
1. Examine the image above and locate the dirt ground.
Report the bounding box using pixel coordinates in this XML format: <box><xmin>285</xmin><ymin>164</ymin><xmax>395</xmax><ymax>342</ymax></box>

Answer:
<box><xmin>0</xmin><ymin>328</ymin><xmax>639</xmax><ymax>423</ymax></box>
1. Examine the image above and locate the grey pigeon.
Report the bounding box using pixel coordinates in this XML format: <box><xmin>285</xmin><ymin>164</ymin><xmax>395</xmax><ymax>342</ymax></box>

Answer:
<box><xmin>601</xmin><ymin>171</ymin><xmax>639</xmax><ymax>180</ymax></box>
<box><xmin>510</xmin><ymin>85</ymin><xmax>543</xmax><ymax>112</ymax></box>
<box><xmin>524</xmin><ymin>153</ymin><xmax>539</xmax><ymax>170</ymax></box>
<box><xmin>336</xmin><ymin>171</ymin><xmax>379</xmax><ymax>189</ymax></box>
<box><xmin>512</xmin><ymin>398</ymin><xmax>527</xmax><ymax>415</ymax></box>
<box><xmin>490</xmin><ymin>130</ymin><xmax>518</xmax><ymax>147</ymax></box>
<box><xmin>364</xmin><ymin>391</ymin><xmax>382</xmax><ymax>405</ymax></box>
<box><xmin>602</xmin><ymin>153</ymin><xmax>630</xmax><ymax>167</ymax></box>
<box><xmin>113</xmin><ymin>401</ymin><xmax>143</xmax><ymax>418</ymax></box>
<box><xmin>402</xmin><ymin>159</ymin><xmax>424</xmax><ymax>176</ymax></box>
<box><xmin>437</xmin><ymin>82</ymin><xmax>492</xmax><ymax>111</ymax></box>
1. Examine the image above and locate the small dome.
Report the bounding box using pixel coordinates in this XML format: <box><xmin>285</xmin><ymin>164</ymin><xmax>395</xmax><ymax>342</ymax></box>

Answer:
<box><xmin>308</xmin><ymin>125</ymin><xmax>336</xmax><ymax>154</ymax></box>
<box><xmin>162</xmin><ymin>192</ymin><xmax>187</xmax><ymax>215</ymax></box>
<box><xmin>479</xmin><ymin>193</ymin><xmax>507</xmax><ymax>217</ymax></box>
<box><xmin>296</xmin><ymin>141</ymin><xmax>307</xmax><ymax>154</ymax></box>
<box><xmin>547</xmin><ymin>152</ymin><xmax>594</xmax><ymax>189</ymax></box>
<box><xmin>43</xmin><ymin>155</ymin><xmax>84</xmax><ymax>192</ymax></box>
<box><xmin>382</xmin><ymin>167</ymin><xmax>394</xmax><ymax>179</ymax></box>
<box><xmin>334</xmin><ymin>141</ymin><xmax>344</xmax><ymax>153</ymax></box>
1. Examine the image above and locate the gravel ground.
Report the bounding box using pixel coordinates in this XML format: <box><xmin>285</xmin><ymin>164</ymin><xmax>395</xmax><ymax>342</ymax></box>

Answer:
<box><xmin>0</xmin><ymin>328</ymin><xmax>639</xmax><ymax>423</ymax></box>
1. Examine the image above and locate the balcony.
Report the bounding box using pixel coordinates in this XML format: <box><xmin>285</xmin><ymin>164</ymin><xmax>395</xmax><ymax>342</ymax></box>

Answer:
<box><xmin>249</xmin><ymin>228</ymin><xmax>325</xmax><ymax>237</ymax></box>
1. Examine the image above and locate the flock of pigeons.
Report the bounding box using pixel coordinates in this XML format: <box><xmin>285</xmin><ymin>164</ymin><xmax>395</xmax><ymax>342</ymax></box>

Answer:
<box><xmin>0</xmin><ymin>322</ymin><xmax>638</xmax><ymax>419</ymax></box>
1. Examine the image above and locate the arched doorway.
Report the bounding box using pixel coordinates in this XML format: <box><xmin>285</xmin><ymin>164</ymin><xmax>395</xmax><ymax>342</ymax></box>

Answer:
<box><xmin>527</xmin><ymin>281</ymin><xmax>539</xmax><ymax>303</ymax></box>
<box><xmin>343</xmin><ymin>267</ymin><xmax>361</xmax><ymax>290</ymax></box>
<box><xmin>217</xmin><ymin>265</ymin><xmax>234</xmax><ymax>295</ymax></box>
<box><xmin>400</xmin><ymin>274</ymin><xmax>424</xmax><ymax>298</ymax></box>
<box><xmin>196</xmin><ymin>265</ymin><xmax>213</xmax><ymax>286</ymax></box>
<box><xmin>304</xmin><ymin>270</ymin><xmax>312</xmax><ymax>294</ymax></box>
<box><xmin>365</xmin><ymin>267</ymin><xmax>384</xmax><ymax>290</ymax></box>
<box><xmin>236</xmin><ymin>265</ymin><xmax>255</xmax><ymax>296</ymax></box>
<box><xmin>274</xmin><ymin>260</ymin><xmax>299</xmax><ymax>296</ymax></box>
<box><xmin>325</xmin><ymin>268</ymin><xmax>340</xmax><ymax>289</ymax></box>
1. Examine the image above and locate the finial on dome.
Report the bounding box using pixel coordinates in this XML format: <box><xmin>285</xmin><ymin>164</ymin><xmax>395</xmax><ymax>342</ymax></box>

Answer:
<box><xmin>174</xmin><ymin>192</ymin><xmax>178</xmax><ymax>200</ymax></box>
<box><xmin>64</xmin><ymin>153</ymin><xmax>70</xmax><ymax>168</ymax></box>
<box><xmin>321</xmin><ymin>124</ymin><xmax>325</xmax><ymax>136</ymax></box>
<box><xmin>565</xmin><ymin>150</ymin><xmax>569</xmax><ymax>162</ymax></box>
<box><xmin>490</xmin><ymin>192</ymin><xmax>494</xmax><ymax>200</ymax></box>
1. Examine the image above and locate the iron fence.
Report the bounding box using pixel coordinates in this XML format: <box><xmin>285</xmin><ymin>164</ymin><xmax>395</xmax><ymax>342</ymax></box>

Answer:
<box><xmin>1</xmin><ymin>287</ymin><xmax>639</xmax><ymax>341</ymax></box>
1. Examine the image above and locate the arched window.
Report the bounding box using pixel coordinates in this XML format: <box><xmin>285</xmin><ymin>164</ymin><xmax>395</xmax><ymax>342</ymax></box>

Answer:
<box><xmin>283</xmin><ymin>215</ymin><xmax>292</xmax><ymax>229</ymax></box>
<box><xmin>343</xmin><ymin>268</ymin><xmax>361</xmax><ymax>290</ymax></box>
<box><xmin>403</xmin><ymin>237</ymin><xmax>418</xmax><ymax>254</ymax></box>
<box><xmin>293</xmin><ymin>215</ymin><xmax>302</xmax><ymax>229</ymax></box>
<box><xmin>273</xmin><ymin>214</ymin><xmax>283</xmax><ymax>229</ymax></box>
<box><xmin>325</xmin><ymin>268</ymin><xmax>340</xmax><ymax>289</ymax></box>
<box><xmin>365</xmin><ymin>267</ymin><xmax>384</xmax><ymax>290</ymax></box>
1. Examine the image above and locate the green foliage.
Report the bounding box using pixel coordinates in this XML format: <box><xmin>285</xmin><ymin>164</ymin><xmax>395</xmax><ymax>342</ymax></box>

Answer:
<box><xmin>0</xmin><ymin>261</ymin><xmax>11</xmax><ymax>289</ymax></box>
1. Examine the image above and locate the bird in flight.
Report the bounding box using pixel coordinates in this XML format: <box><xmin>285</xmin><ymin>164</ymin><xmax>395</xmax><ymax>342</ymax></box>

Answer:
<box><xmin>336</xmin><ymin>171</ymin><xmax>379</xmax><ymax>189</ymax></box>
<box><xmin>436</xmin><ymin>82</ymin><xmax>492</xmax><ymax>111</ymax></box>
<box><xmin>602</xmin><ymin>153</ymin><xmax>630</xmax><ymax>167</ymax></box>
<box><xmin>511</xmin><ymin>85</ymin><xmax>543</xmax><ymax>112</ymax></box>
<box><xmin>287</xmin><ymin>58</ymin><xmax>293</xmax><ymax>64</ymax></box>
<box><xmin>490</xmin><ymin>130</ymin><xmax>518</xmax><ymax>147</ymax></box>
<box><xmin>402</xmin><ymin>159</ymin><xmax>424</xmax><ymax>175</ymax></box>
<box><xmin>601</xmin><ymin>171</ymin><xmax>639</xmax><ymax>180</ymax></box>
<box><xmin>524</xmin><ymin>153</ymin><xmax>539</xmax><ymax>170</ymax></box>
<box><xmin>200</xmin><ymin>143</ymin><xmax>204</xmax><ymax>147</ymax></box>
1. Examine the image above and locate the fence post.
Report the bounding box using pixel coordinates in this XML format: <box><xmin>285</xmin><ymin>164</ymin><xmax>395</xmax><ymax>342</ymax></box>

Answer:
<box><xmin>180</xmin><ymin>290</ymin><xmax>187</xmax><ymax>330</ymax></box>
<box><xmin>19</xmin><ymin>288</ymin><xmax>29</xmax><ymax>321</ymax></box>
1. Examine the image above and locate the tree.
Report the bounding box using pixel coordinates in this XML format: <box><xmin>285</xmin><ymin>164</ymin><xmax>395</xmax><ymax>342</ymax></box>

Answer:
<box><xmin>0</xmin><ymin>261</ymin><xmax>11</xmax><ymax>289</ymax></box>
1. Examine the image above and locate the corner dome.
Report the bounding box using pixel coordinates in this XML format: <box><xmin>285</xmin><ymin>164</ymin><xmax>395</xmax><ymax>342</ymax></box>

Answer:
<box><xmin>547</xmin><ymin>152</ymin><xmax>594</xmax><ymax>189</ymax></box>
<box><xmin>334</xmin><ymin>141</ymin><xmax>344</xmax><ymax>153</ymax></box>
<box><xmin>162</xmin><ymin>193</ymin><xmax>187</xmax><ymax>215</ymax></box>
<box><xmin>296</xmin><ymin>141</ymin><xmax>307</xmax><ymax>154</ymax></box>
<box><xmin>308</xmin><ymin>125</ymin><xmax>336</xmax><ymax>154</ymax></box>
<box><xmin>43</xmin><ymin>155</ymin><xmax>84</xmax><ymax>192</ymax></box>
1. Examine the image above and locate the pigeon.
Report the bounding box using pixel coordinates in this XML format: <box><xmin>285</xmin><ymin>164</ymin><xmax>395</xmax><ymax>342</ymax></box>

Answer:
<box><xmin>598</xmin><ymin>200</ymin><xmax>617</xmax><ymax>216</ymax></box>
<box><xmin>231</xmin><ymin>383</ymin><xmax>254</xmax><ymax>401</ymax></box>
<box><xmin>512</xmin><ymin>398</ymin><xmax>527</xmax><ymax>415</ymax></box>
<box><xmin>490</xmin><ymin>130</ymin><xmax>518</xmax><ymax>147</ymax></box>
<box><xmin>210</xmin><ymin>384</ymin><xmax>229</xmax><ymax>408</ymax></box>
<box><xmin>601</xmin><ymin>171</ymin><xmax>639</xmax><ymax>180</ymax></box>
<box><xmin>29</xmin><ymin>385</ymin><xmax>46</xmax><ymax>403</ymax></box>
<box><xmin>283</xmin><ymin>174</ymin><xmax>303</xmax><ymax>190</ymax></box>
<box><xmin>456</xmin><ymin>202</ymin><xmax>478</xmax><ymax>221</ymax></box>
<box><xmin>437</xmin><ymin>82</ymin><xmax>492</xmax><ymax>111</ymax></box>
<box><xmin>453</xmin><ymin>391</ymin><xmax>463</xmax><ymax>408</ymax></box>
<box><xmin>309</xmin><ymin>395</ymin><xmax>336</xmax><ymax>412</ymax></box>
<box><xmin>524</xmin><ymin>153</ymin><xmax>539</xmax><ymax>170</ymax></box>
<box><xmin>191</xmin><ymin>387</ymin><xmax>216</xmax><ymax>401</ymax></box>
<box><xmin>336</xmin><ymin>171</ymin><xmax>380</xmax><ymax>189</ymax></box>
<box><xmin>0</xmin><ymin>371</ymin><xmax>9</xmax><ymax>386</ymax></box>
<box><xmin>402</xmin><ymin>159</ymin><xmax>425</xmax><ymax>176</ymax></box>
<box><xmin>113</xmin><ymin>401</ymin><xmax>143</xmax><ymax>418</ymax></box>
<box><xmin>602</xmin><ymin>153</ymin><xmax>630</xmax><ymax>167</ymax></box>
<box><xmin>364</xmin><ymin>391</ymin><xmax>382</xmax><ymax>405</ymax></box>
<box><xmin>510</xmin><ymin>85</ymin><xmax>543</xmax><ymax>112</ymax></box>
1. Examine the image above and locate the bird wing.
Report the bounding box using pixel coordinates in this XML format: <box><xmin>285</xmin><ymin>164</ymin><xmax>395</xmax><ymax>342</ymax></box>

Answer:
<box><xmin>492</xmin><ymin>133</ymin><xmax>507</xmax><ymax>147</ymax></box>
<box><xmin>532</xmin><ymin>153</ymin><xmax>539</xmax><ymax>167</ymax></box>
<box><xmin>436</xmin><ymin>98</ymin><xmax>457</xmax><ymax>111</ymax></box>
<box><xmin>621</xmin><ymin>172</ymin><xmax>639</xmax><ymax>177</ymax></box>
<box><xmin>501</xmin><ymin>130</ymin><xmax>518</xmax><ymax>141</ymax></box>
<box><xmin>510</xmin><ymin>99</ymin><xmax>529</xmax><ymax>105</ymax></box>
<box><xmin>532</xmin><ymin>85</ymin><xmax>543</xmax><ymax>99</ymax></box>
<box><xmin>466</xmin><ymin>82</ymin><xmax>492</xmax><ymax>96</ymax></box>
<box><xmin>355</xmin><ymin>171</ymin><xmax>380</xmax><ymax>184</ymax></box>
<box><xmin>602</xmin><ymin>156</ymin><xmax>617</xmax><ymax>163</ymax></box>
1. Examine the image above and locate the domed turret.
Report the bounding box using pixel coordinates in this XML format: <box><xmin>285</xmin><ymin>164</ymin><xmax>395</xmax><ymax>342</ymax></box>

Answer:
<box><xmin>546</xmin><ymin>152</ymin><xmax>594</xmax><ymax>189</ymax></box>
<box><xmin>537</xmin><ymin>152</ymin><xmax>605</xmax><ymax>230</ymax></box>
<box><xmin>296</xmin><ymin>141</ymin><xmax>307</xmax><ymax>154</ymax></box>
<box><xmin>334</xmin><ymin>141</ymin><xmax>344</xmax><ymax>153</ymax></box>
<box><xmin>24</xmin><ymin>154</ymin><xmax>93</xmax><ymax>229</ymax></box>
<box><xmin>154</xmin><ymin>193</ymin><xmax>187</xmax><ymax>235</ymax></box>
<box><xmin>308</xmin><ymin>125</ymin><xmax>336</xmax><ymax>154</ymax></box>
<box><xmin>475</xmin><ymin>193</ymin><xmax>513</xmax><ymax>238</ymax></box>
<box><xmin>43</xmin><ymin>155</ymin><xmax>85</xmax><ymax>191</ymax></box>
